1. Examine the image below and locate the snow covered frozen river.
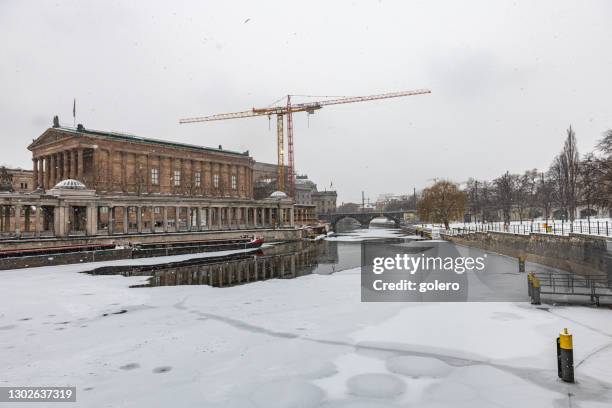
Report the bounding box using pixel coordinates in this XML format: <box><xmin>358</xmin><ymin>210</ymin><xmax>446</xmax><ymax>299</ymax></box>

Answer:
<box><xmin>1</xmin><ymin>228</ymin><xmax>612</xmax><ymax>407</ymax></box>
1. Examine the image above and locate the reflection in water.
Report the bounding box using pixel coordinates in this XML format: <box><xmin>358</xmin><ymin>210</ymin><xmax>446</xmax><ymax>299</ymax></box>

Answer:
<box><xmin>86</xmin><ymin>240</ymin><xmax>349</xmax><ymax>288</ymax></box>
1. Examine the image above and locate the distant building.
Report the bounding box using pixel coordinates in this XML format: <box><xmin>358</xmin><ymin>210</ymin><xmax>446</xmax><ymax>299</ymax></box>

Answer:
<box><xmin>253</xmin><ymin>164</ymin><xmax>337</xmax><ymax>217</ymax></box>
<box><xmin>0</xmin><ymin>167</ymin><xmax>34</xmax><ymax>193</ymax></box>
<box><xmin>313</xmin><ymin>190</ymin><xmax>337</xmax><ymax>215</ymax></box>
<box><xmin>295</xmin><ymin>175</ymin><xmax>316</xmax><ymax>205</ymax></box>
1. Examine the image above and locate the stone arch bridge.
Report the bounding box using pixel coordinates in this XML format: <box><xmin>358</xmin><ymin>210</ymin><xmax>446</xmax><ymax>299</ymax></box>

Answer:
<box><xmin>319</xmin><ymin>211</ymin><xmax>415</xmax><ymax>231</ymax></box>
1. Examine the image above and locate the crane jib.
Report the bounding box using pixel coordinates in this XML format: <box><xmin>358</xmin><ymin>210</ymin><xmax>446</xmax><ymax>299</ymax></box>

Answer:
<box><xmin>178</xmin><ymin>88</ymin><xmax>431</xmax><ymax>197</ymax></box>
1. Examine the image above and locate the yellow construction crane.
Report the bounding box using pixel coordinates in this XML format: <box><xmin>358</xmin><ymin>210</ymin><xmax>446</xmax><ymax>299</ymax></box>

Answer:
<box><xmin>179</xmin><ymin>89</ymin><xmax>431</xmax><ymax>196</ymax></box>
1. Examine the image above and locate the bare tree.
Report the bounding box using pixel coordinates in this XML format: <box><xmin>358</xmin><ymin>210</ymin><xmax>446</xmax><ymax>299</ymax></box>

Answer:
<box><xmin>580</xmin><ymin>153</ymin><xmax>600</xmax><ymax>220</ymax></box>
<box><xmin>536</xmin><ymin>172</ymin><xmax>555</xmax><ymax>221</ymax></box>
<box><xmin>551</xmin><ymin>126</ymin><xmax>580</xmax><ymax>221</ymax></box>
<box><xmin>494</xmin><ymin>171</ymin><xmax>516</xmax><ymax>226</ymax></box>
<box><xmin>515</xmin><ymin>169</ymin><xmax>538</xmax><ymax>223</ymax></box>
<box><xmin>466</xmin><ymin>178</ymin><xmax>482</xmax><ymax>223</ymax></box>
<box><xmin>585</xmin><ymin>130</ymin><xmax>612</xmax><ymax>211</ymax></box>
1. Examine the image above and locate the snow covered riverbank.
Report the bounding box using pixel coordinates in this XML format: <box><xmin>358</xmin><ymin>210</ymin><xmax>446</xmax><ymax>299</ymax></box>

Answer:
<box><xmin>1</xmin><ymin>230</ymin><xmax>612</xmax><ymax>407</ymax></box>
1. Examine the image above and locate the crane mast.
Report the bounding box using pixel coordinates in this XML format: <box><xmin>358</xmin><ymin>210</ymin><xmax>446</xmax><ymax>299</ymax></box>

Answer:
<box><xmin>179</xmin><ymin>88</ymin><xmax>431</xmax><ymax>197</ymax></box>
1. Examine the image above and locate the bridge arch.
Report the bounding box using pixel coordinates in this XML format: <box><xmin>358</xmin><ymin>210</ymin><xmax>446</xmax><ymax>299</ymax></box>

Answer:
<box><xmin>327</xmin><ymin>211</ymin><xmax>406</xmax><ymax>231</ymax></box>
<box><xmin>331</xmin><ymin>215</ymin><xmax>367</xmax><ymax>230</ymax></box>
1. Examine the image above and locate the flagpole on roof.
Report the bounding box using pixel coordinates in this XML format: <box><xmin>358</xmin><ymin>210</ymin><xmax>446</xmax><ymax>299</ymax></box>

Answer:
<box><xmin>73</xmin><ymin>98</ymin><xmax>76</xmax><ymax>127</ymax></box>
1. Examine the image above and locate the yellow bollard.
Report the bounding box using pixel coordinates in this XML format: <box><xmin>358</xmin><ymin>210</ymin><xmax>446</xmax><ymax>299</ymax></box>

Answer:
<box><xmin>531</xmin><ymin>275</ymin><xmax>541</xmax><ymax>305</ymax></box>
<box><xmin>557</xmin><ymin>328</ymin><xmax>574</xmax><ymax>383</ymax></box>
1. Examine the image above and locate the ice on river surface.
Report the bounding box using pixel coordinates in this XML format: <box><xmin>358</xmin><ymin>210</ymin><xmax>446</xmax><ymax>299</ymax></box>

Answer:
<box><xmin>1</xmin><ymin>228</ymin><xmax>612</xmax><ymax>407</ymax></box>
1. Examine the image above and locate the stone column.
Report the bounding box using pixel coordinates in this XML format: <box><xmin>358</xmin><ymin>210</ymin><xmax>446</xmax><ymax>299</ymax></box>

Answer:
<box><xmin>108</xmin><ymin>207</ymin><xmax>115</xmax><ymax>235</ymax></box>
<box><xmin>49</xmin><ymin>155</ymin><xmax>56</xmax><ymax>187</ymax></box>
<box><xmin>69</xmin><ymin>150</ymin><xmax>76</xmax><ymax>179</ymax></box>
<box><xmin>218</xmin><ymin>207</ymin><xmax>223</xmax><ymax>229</ymax></box>
<box><xmin>123</xmin><ymin>207</ymin><xmax>129</xmax><ymax>234</ymax></box>
<box><xmin>163</xmin><ymin>206</ymin><xmax>168</xmax><ymax>233</ymax></box>
<box><xmin>23</xmin><ymin>206</ymin><xmax>30</xmax><ymax>232</ymax></box>
<box><xmin>92</xmin><ymin>148</ymin><xmax>99</xmax><ymax>190</ymax></box>
<box><xmin>1</xmin><ymin>206</ymin><xmax>6</xmax><ymax>233</ymax></box>
<box><xmin>42</xmin><ymin>157</ymin><xmax>49</xmax><ymax>190</ymax></box>
<box><xmin>32</xmin><ymin>158</ymin><xmax>38</xmax><ymax>189</ymax></box>
<box><xmin>196</xmin><ymin>207</ymin><xmax>202</xmax><ymax>231</ymax></box>
<box><xmin>35</xmin><ymin>205</ymin><xmax>41</xmax><ymax>237</ymax></box>
<box><xmin>150</xmin><ymin>206</ymin><xmax>156</xmax><ymax>233</ymax></box>
<box><xmin>53</xmin><ymin>205</ymin><xmax>65</xmax><ymax>237</ymax></box>
<box><xmin>86</xmin><ymin>205</ymin><xmax>98</xmax><ymax>236</ymax></box>
<box><xmin>63</xmin><ymin>151</ymin><xmax>69</xmax><ymax>180</ymax></box>
<box><xmin>77</xmin><ymin>149</ymin><xmax>84</xmax><ymax>181</ymax></box>
<box><xmin>14</xmin><ymin>205</ymin><xmax>21</xmax><ymax>238</ymax></box>
<box><xmin>136</xmin><ymin>206</ymin><xmax>143</xmax><ymax>233</ymax></box>
<box><xmin>184</xmin><ymin>207</ymin><xmax>189</xmax><ymax>231</ymax></box>
<box><xmin>175</xmin><ymin>206</ymin><xmax>181</xmax><ymax>232</ymax></box>
<box><xmin>227</xmin><ymin>207</ymin><xmax>233</xmax><ymax>229</ymax></box>
<box><xmin>38</xmin><ymin>159</ymin><xmax>44</xmax><ymax>190</ymax></box>
<box><xmin>290</xmin><ymin>207</ymin><xmax>295</xmax><ymax>227</ymax></box>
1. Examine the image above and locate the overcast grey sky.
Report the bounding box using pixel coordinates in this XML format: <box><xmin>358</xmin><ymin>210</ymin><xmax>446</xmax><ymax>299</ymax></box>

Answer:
<box><xmin>1</xmin><ymin>0</ymin><xmax>611</xmax><ymax>203</ymax></box>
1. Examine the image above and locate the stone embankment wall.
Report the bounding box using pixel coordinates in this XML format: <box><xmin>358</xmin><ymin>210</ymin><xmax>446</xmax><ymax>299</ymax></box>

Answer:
<box><xmin>0</xmin><ymin>228</ymin><xmax>303</xmax><ymax>251</ymax></box>
<box><xmin>0</xmin><ymin>248</ymin><xmax>133</xmax><ymax>270</ymax></box>
<box><xmin>443</xmin><ymin>231</ymin><xmax>612</xmax><ymax>279</ymax></box>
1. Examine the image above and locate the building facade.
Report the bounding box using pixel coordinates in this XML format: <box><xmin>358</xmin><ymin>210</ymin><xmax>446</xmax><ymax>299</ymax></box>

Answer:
<box><xmin>313</xmin><ymin>190</ymin><xmax>337</xmax><ymax>215</ymax></box>
<box><xmin>0</xmin><ymin>122</ymin><xmax>311</xmax><ymax>240</ymax></box>
<box><xmin>29</xmin><ymin>123</ymin><xmax>254</xmax><ymax>198</ymax></box>
<box><xmin>0</xmin><ymin>167</ymin><xmax>34</xmax><ymax>193</ymax></box>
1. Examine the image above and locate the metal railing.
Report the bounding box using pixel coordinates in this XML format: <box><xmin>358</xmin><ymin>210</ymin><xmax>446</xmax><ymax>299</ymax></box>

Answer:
<box><xmin>443</xmin><ymin>219</ymin><xmax>612</xmax><ymax>237</ymax></box>
<box><xmin>533</xmin><ymin>271</ymin><xmax>612</xmax><ymax>305</ymax></box>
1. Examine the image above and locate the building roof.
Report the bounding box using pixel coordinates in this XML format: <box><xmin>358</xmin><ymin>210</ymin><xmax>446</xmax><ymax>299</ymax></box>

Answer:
<box><xmin>54</xmin><ymin>179</ymin><xmax>86</xmax><ymax>190</ymax></box>
<box><xmin>269</xmin><ymin>191</ymin><xmax>288</xmax><ymax>198</ymax></box>
<box><xmin>45</xmin><ymin>126</ymin><xmax>249</xmax><ymax>157</ymax></box>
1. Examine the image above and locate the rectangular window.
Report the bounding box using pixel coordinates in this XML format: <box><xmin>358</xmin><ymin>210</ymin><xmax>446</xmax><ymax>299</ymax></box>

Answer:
<box><xmin>213</xmin><ymin>174</ymin><xmax>219</xmax><ymax>188</ymax></box>
<box><xmin>174</xmin><ymin>170</ymin><xmax>181</xmax><ymax>186</ymax></box>
<box><xmin>231</xmin><ymin>175</ymin><xmax>237</xmax><ymax>189</ymax></box>
<box><xmin>151</xmin><ymin>168</ymin><xmax>159</xmax><ymax>185</ymax></box>
<box><xmin>195</xmin><ymin>172</ymin><xmax>201</xmax><ymax>187</ymax></box>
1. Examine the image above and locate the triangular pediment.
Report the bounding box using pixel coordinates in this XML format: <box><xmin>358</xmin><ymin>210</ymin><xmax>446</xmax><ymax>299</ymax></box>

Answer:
<box><xmin>28</xmin><ymin>128</ymin><xmax>76</xmax><ymax>151</ymax></box>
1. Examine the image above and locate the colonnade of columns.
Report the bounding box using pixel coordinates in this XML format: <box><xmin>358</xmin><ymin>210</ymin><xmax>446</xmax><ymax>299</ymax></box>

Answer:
<box><xmin>0</xmin><ymin>204</ymin><xmax>48</xmax><ymax>238</ymax></box>
<box><xmin>100</xmin><ymin>205</ymin><xmax>294</xmax><ymax>235</ymax></box>
<box><xmin>0</xmin><ymin>202</ymin><xmax>296</xmax><ymax>239</ymax></box>
<box><xmin>294</xmin><ymin>206</ymin><xmax>317</xmax><ymax>224</ymax></box>
<box><xmin>33</xmin><ymin>148</ymin><xmax>85</xmax><ymax>190</ymax></box>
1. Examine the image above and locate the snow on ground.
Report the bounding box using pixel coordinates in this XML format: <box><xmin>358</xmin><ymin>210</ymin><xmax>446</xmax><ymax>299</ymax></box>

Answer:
<box><xmin>1</xmin><ymin>230</ymin><xmax>612</xmax><ymax>407</ymax></box>
<box><xmin>421</xmin><ymin>218</ymin><xmax>612</xmax><ymax>238</ymax></box>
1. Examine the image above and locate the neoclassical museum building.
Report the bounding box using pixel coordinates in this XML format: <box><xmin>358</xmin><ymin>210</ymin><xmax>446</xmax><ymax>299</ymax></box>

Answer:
<box><xmin>0</xmin><ymin>119</ymin><xmax>315</xmax><ymax>239</ymax></box>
